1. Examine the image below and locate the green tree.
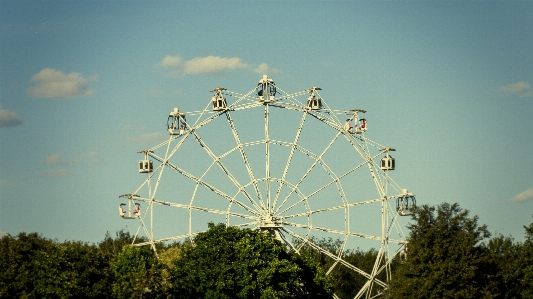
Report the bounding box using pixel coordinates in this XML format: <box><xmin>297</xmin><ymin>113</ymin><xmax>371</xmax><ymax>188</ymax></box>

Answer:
<box><xmin>298</xmin><ymin>237</ymin><xmax>385</xmax><ymax>299</ymax></box>
<box><xmin>111</xmin><ymin>245</ymin><xmax>167</xmax><ymax>299</ymax></box>
<box><xmin>170</xmin><ymin>223</ymin><xmax>333</xmax><ymax>299</ymax></box>
<box><xmin>0</xmin><ymin>232</ymin><xmax>54</xmax><ymax>298</ymax></box>
<box><xmin>519</xmin><ymin>222</ymin><xmax>533</xmax><ymax>298</ymax></box>
<box><xmin>388</xmin><ymin>203</ymin><xmax>492</xmax><ymax>299</ymax></box>
<box><xmin>483</xmin><ymin>234</ymin><xmax>522</xmax><ymax>299</ymax></box>
<box><xmin>99</xmin><ymin>229</ymin><xmax>136</xmax><ymax>258</ymax></box>
<box><xmin>0</xmin><ymin>233</ymin><xmax>113</xmax><ymax>298</ymax></box>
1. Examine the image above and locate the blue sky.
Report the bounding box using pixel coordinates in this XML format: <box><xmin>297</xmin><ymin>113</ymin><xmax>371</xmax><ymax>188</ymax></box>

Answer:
<box><xmin>1</xmin><ymin>1</ymin><xmax>532</xmax><ymax>245</ymax></box>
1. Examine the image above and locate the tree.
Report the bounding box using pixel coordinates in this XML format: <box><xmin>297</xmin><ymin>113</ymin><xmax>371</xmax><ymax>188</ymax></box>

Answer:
<box><xmin>483</xmin><ymin>234</ymin><xmax>522</xmax><ymax>299</ymax></box>
<box><xmin>298</xmin><ymin>237</ymin><xmax>385</xmax><ymax>299</ymax></box>
<box><xmin>111</xmin><ymin>246</ymin><xmax>167</xmax><ymax>299</ymax></box>
<box><xmin>0</xmin><ymin>232</ymin><xmax>55</xmax><ymax>298</ymax></box>
<box><xmin>170</xmin><ymin>223</ymin><xmax>333</xmax><ymax>298</ymax></box>
<box><xmin>0</xmin><ymin>233</ymin><xmax>113</xmax><ymax>298</ymax></box>
<box><xmin>99</xmin><ymin>229</ymin><xmax>136</xmax><ymax>258</ymax></box>
<box><xmin>388</xmin><ymin>203</ymin><xmax>492</xmax><ymax>299</ymax></box>
<box><xmin>518</xmin><ymin>222</ymin><xmax>533</xmax><ymax>298</ymax></box>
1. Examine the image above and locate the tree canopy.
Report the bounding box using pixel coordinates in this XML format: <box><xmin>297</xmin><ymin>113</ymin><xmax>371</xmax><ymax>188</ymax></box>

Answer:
<box><xmin>170</xmin><ymin>223</ymin><xmax>333</xmax><ymax>299</ymax></box>
<box><xmin>1</xmin><ymin>205</ymin><xmax>532</xmax><ymax>298</ymax></box>
<box><xmin>388</xmin><ymin>203</ymin><xmax>492</xmax><ymax>299</ymax></box>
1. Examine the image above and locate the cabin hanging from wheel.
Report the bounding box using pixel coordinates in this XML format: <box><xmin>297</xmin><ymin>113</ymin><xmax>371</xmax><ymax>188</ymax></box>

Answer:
<box><xmin>381</xmin><ymin>150</ymin><xmax>395</xmax><ymax>171</ymax></box>
<box><xmin>167</xmin><ymin>108</ymin><xmax>186</xmax><ymax>135</ymax></box>
<box><xmin>118</xmin><ymin>194</ymin><xmax>141</xmax><ymax>219</ymax></box>
<box><xmin>396</xmin><ymin>189</ymin><xmax>416</xmax><ymax>216</ymax></box>
<box><xmin>211</xmin><ymin>87</ymin><xmax>228</xmax><ymax>111</ymax></box>
<box><xmin>138</xmin><ymin>150</ymin><xmax>154</xmax><ymax>173</ymax></box>
<box><xmin>306</xmin><ymin>87</ymin><xmax>322</xmax><ymax>110</ymax></box>
<box><xmin>343</xmin><ymin>110</ymin><xmax>367</xmax><ymax>134</ymax></box>
<box><xmin>257</xmin><ymin>75</ymin><xmax>276</xmax><ymax>103</ymax></box>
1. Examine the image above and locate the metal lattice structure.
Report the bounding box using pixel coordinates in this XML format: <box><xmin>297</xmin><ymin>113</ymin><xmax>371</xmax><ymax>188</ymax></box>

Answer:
<box><xmin>119</xmin><ymin>75</ymin><xmax>416</xmax><ymax>299</ymax></box>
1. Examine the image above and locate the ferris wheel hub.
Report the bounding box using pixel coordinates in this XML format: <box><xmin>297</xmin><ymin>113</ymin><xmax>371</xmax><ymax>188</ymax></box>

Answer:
<box><xmin>259</xmin><ymin>214</ymin><xmax>283</xmax><ymax>229</ymax></box>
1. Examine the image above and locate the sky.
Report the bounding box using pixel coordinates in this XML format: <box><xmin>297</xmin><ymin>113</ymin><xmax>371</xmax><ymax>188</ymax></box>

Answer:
<box><xmin>1</xmin><ymin>0</ymin><xmax>532</xmax><ymax>245</ymax></box>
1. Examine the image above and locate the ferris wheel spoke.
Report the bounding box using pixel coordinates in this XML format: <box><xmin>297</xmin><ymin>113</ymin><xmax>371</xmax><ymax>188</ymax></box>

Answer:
<box><xmin>189</xmin><ymin>130</ymin><xmax>267</xmax><ymax>213</ymax></box>
<box><xmin>150</xmin><ymin>156</ymin><xmax>261</xmax><ymax>216</ymax></box>
<box><xmin>133</xmin><ymin>232</ymin><xmax>201</xmax><ymax>247</ymax></box>
<box><xmin>282</xmin><ymin>221</ymin><xmax>402</xmax><ymax>243</ymax></box>
<box><xmin>142</xmin><ymin>197</ymin><xmax>258</xmax><ymax>220</ymax></box>
<box><xmin>282</xmin><ymin>227</ymin><xmax>386</xmax><ymax>287</ymax></box>
<box><xmin>225</xmin><ymin>111</ymin><xmax>267</xmax><ymax>212</ymax></box>
<box><xmin>272</xmin><ymin>110</ymin><xmax>307</xmax><ymax>213</ymax></box>
<box><xmin>281</xmin><ymin>197</ymin><xmax>383</xmax><ymax>219</ymax></box>
<box><xmin>264</xmin><ymin>104</ymin><xmax>272</xmax><ymax>212</ymax></box>
<box><xmin>275</xmin><ymin>160</ymin><xmax>369</xmax><ymax>216</ymax></box>
<box><xmin>274</xmin><ymin>131</ymin><xmax>342</xmax><ymax>214</ymax></box>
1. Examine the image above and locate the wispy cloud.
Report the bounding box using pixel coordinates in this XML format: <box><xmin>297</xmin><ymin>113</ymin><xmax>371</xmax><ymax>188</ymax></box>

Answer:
<box><xmin>0</xmin><ymin>178</ymin><xmax>25</xmax><ymax>189</ymax></box>
<box><xmin>28</xmin><ymin>68</ymin><xmax>98</xmax><ymax>99</ymax></box>
<box><xmin>499</xmin><ymin>82</ymin><xmax>533</xmax><ymax>98</ymax></box>
<box><xmin>43</xmin><ymin>168</ymin><xmax>70</xmax><ymax>178</ymax></box>
<box><xmin>42</xmin><ymin>151</ymin><xmax>100</xmax><ymax>177</ymax></box>
<box><xmin>126</xmin><ymin>132</ymin><xmax>165</xmax><ymax>144</ymax></box>
<box><xmin>43</xmin><ymin>153</ymin><xmax>80</xmax><ymax>166</ymax></box>
<box><xmin>160</xmin><ymin>55</ymin><xmax>279</xmax><ymax>76</ymax></box>
<box><xmin>511</xmin><ymin>188</ymin><xmax>533</xmax><ymax>202</ymax></box>
<box><xmin>0</xmin><ymin>105</ymin><xmax>22</xmax><ymax>128</ymax></box>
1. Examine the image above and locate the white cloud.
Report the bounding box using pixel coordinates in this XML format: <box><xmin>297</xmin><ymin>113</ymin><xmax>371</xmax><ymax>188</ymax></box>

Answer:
<box><xmin>0</xmin><ymin>231</ymin><xmax>7</xmax><ymax>237</ymax></box>
<box><xmin>85</xmin><ymin>151</ymin><xmax>101</xmax><ymax>165</ymax></box>
<box><xmin>511</xmin><ymin>188</ymin><xmax>533</xmax><ymax>202</ymax></box>
<box><xmin>124</xmin><ymin>124</ymin><xmax>146</xmax><ymax>131</ymax></box>
<box><xmin>44</xmin><ymin>153</ymin><xmax>65</xmax><ymax>165</ymax></box>
<box><xmin>43</xmin><ymin>151</ymin><xmax>97</xmax><ymax>169</ymax></box>
<box><xmin>160</xmin><ymin>55</ymin><xmax>278</xmax><ymax>76</ymax></box>
<box><xmin>127</xmin><ymin>132</ymin><xmax>165</xmax><ymax>144</ymax></box>
<box><xmin>0</xmin><ymin>105</ymin><xmax>22</xmax><ymax>128</ymax></box>
<box><xmin>252</xmin><ymin>63</ymin><xmax>280</xmax><ymax>75</ymax></box>
<box><xmin>0</xmin><ymin>178</ymin><xmax>25</xmax><ymax>189</ymax></box>
<box><xmin>28</xmin><ymin>68</ymin><xmax>96</xmax><ymax>99</ymax></box>
<box><xmin>43</xmin><ymin>168</ymin><xmax>70</xmax><ymax>178</ymax></box>
<box><xmin>499</xmin><ymin>81</ymin><xmax>533</xmax><ymax>98</ymax></box>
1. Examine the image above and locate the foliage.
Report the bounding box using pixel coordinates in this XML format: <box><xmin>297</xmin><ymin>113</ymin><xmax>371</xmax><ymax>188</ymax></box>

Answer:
<box><xmin>0</xmin><ymin>233</ymin><xmax>112</xmax><ymax>298</ymax></box>
<box><xmin>98</xmin><ymin>229</ymin><xmax>136</xmax><ymax>258</ymax></box>
<box><xmin>519</xmin><ymin>222</ymin><xmax>533</xmax><ymax>298</ymax></box>
<box><xmin>298</xmin><ymin>237</ymin><xmax>385</xmax><ymax>299</ymax></box>
<box><xmin>1</xmin><ymin>212</ymin><xmax>531</xmax><ymax>299</ymax></box>
<box><xmin>484</xmin><ymin>234</ymin><xmax>522</xmax><ymax>298</ymax></box>
<box><xmin>111</xmin><ymin>246</ymin><xmax>167</xmax><ymax>299</ymax></box>
<box><xmin>170</xmin><ymin>223</ymin><xmax>333</xmax><ymax>298</ymax></box>
<box><xmin>388</xmin><ymin>203</ymin><xmax>492</xmax><ymax>299</ymax></box>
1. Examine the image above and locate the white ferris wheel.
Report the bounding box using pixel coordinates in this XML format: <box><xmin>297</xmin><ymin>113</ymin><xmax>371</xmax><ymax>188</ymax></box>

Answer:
<box><xmin>119</xmin><ymin>75</ymin><xmax>416</xmax><ymax>299</ymax></box>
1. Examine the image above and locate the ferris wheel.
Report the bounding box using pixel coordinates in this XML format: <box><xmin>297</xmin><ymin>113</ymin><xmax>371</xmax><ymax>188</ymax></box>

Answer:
<box><xmin>119</xmin><ymin>75</ymin><xmax>416</xmax><ymax>299</ymax></box>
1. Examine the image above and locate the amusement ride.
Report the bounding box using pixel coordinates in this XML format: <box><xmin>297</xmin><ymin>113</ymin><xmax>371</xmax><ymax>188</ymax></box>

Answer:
<box><xmin>118</xmin><ymin>75</ymin><xmax>416</xmax><ymax>298</ymax></box>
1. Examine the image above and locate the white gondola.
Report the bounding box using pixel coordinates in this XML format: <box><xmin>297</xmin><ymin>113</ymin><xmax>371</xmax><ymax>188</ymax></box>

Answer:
<box><xmin>396</xmin><ymin>189</ymin><xmax>416</xmax><ymax>216</ymax></box>
<box><xmin>343</xmin><ymin>110</ymin><xmax>367</xmax><ymax>134</ymax></box>
<box><xmin>381</xmin><ymin>153</ymin><xmax>395</xmax><ymax>171</ymax></box>
<box><xmin>167</xmin><ymin>108</ymin><xmax>186</xmax><ymax>135</ymax></box>
<box><xmin>138</xmin><ymin>160</ymin><xmax>153</xmax><ymax>173</ymax></box>
<box><xmin>257</xmin><ymin>75</ymin><xmax>276</xmax><ymax>103</ymax></box>
<box><xmin>138</xmin><ymin>150</ymin><xmax>154</xmax><ymax>173</ymax></box>
<box><xmin>210</xmin><ymin>87</ymin><xmax>228</xmax><ymax>111</ymax></box>
<box><xmin>306</xmin><ymin>87</ymin><xmax>322</xmax><ymax>110</ymax></box>
<box><xmin>118</xmin><ymin>194</ymin><xmax>141</xmax><ymax>219</ymax></box>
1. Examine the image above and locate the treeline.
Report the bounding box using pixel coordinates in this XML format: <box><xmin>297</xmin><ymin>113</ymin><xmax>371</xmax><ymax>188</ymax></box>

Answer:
<box><xmin>1</xmin><ymin>203</ymin><xmax>532</xmax><ymax>298</ymax></box>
